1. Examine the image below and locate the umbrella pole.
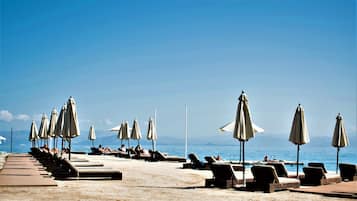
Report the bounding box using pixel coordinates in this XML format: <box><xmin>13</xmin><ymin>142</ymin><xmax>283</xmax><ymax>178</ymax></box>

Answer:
<box><xmin>61</xmin><ymin>138</ymin><xmax>64</xmax><ymax>157</ymax></box>
<box><xmin>240</xmin><ymin>141</ymin><xmax>242</xmax><ymax>162</ymax></box>
<box><xmin>69</xmin><ymin>138</ymin><xmax>71</xmax><ymax>160</ymax></box>
<box><xmin>296</xmin><ymin>144</ymin><xmax>300</xmax><ymax>178</ymax></box>
<box><xmin>53</xmin><ymin>138</ymin><xmax>56</xmax><ymax>151</ymax></box>
<box><xmin>336</xmin><ymin>147</ymin><xmax>340</xmax><ymax>174</ymax></box>
<box><xmin>242</xmin><ymin>141</ymin><xmax>245</xmax><ymax>186</ymax></box>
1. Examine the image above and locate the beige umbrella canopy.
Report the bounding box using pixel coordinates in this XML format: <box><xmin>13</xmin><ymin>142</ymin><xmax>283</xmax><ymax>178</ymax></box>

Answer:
<box><xmin>147</xmin><ymin>117</ymin><xmax>158</xmax><ymax>151</ymax></box>
<box><xmin>88</xmin><ymin>125</ymin><xmax>96</xmax><ymax>147</ymax></box>
<box><xmin>122</xmin><ymin>121</ymin><xmax>130</xmax><ymax>148</ymax></box>
<box><xmin>54</xmin><ymin>104</ymin><xmax>66</xmax><ymax>150</ymax></box>
<box><xmin>63</xmin><ymin>96</ymin><xmax>80</xmax><ymax>160</ymax></box>
<box><xmin>48</xmin><ymin>108</ymin><xmax>58</xmax><ymax>149</ymax></box>
<box><xmin>331</xmin><ymin>113</ymin><xmax>349</xmax><ymax>173</ymax></box>
<box><xmin>29</xmin><ymin>120</ymin><xmax>39</xmax><ymax>148</ymax></box>
<box><xmin>38</xmin><ymin>114</ymin><xmax>49</xmax><ymax>146</ymax></box>
<box><xmin>131</xmin><ymin>119</ymin><xmax>142</xmax><ymax>146</ymax></box>
<box><xmin>233</xmin><ymin>91</ymin><xmax>256</xmax><ymax>185</ymax></box>
<box><xmin>117</xmin><ymin>122</ymin><xmax>124</xmax><ymax>146</ymax></box>
<box><xmin>289</xmin><ymin>104</ymin><xmax>310</xmax><ymax>177</ymax></box>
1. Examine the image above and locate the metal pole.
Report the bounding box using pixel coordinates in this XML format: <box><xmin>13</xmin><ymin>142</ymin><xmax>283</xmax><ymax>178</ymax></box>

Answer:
<box><xmin>297</xmin><ymin>144</ymin><xmax>300</xmax><ymax>178</ymax></box>
<box><xmin>242</xmin><ymin>141</ymin><xmax>245</xmax><ymax>186</ymax></box>
<box><xmin>185</xmin><ymin>105</ymin><xmax>188</xmax><ymax>158</ymax></box>
<box><xmin>10</xmin><ymin>128</ymin><xmax>13</xmax><ymax>153</ymax></box>
<box><xmin>336</xmin><ymin>147</ymin><xmax>340</xmax><ymax>174</ymax></box>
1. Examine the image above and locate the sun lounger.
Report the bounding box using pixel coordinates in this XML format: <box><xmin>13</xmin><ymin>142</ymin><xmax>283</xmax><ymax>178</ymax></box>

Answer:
<box><xmin>186</xmin><ymin>153</ymin><xmax>210</xmax><ymax>170</ymax></box>
<box><xmin>302</xmin><ymin>166</ymin><xmax>341</xmax><ymax>186</ymax></box>
<box><xmin>339</xmin><ymin>163</ymin><xmax>357</xmax><ymax>181</ymax></box>
<box><xmin>265</xmin><ymin>162</ymin><xmax>298</xmax><ymax>178</ymax></box>
<box><xmin>154</xmin><ymin>151</ymin><xmax>186</xmax><ymax>162</ymax></box>
<box><xmin>205</xmin><ymin>163</ymin><xmax>247</xmax><ymax>188</ymax></box>
<box><xmin>205</xmin><ymin>163</ymin><xmax>238</xmax><ymax>188</ymax></box>
<box><xmin>246</xmin><ymin>165</ymin><xmax>300</xmax><ymax>193</ymax></box>
<box><xmin>53</xmin><ymin>158</ymin><xmax>122</xmax><ymax>180</ymax></box>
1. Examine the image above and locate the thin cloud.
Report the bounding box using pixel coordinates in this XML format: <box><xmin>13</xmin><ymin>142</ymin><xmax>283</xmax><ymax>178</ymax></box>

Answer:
<box><xmin>16</xmin><ymin>114</ymin><xmax>30</xmax><ymax>121</ymax></box>
<box><xmin>0</xmin><ymin>110</ymin><xmax>14</xmax><ymax>122</ymax></box>
<box><xmin>105</xmin><ymin>119</ymin><xmax>113</xmax><ymax>125</ymax></box>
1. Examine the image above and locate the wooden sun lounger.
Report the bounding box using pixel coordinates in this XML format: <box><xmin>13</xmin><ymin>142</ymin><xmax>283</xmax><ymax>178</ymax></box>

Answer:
<box><xmin>246</xmin><ymin>165</ymin><xmax>300</xmax><ymax>193</ymax></box>
<box><xmin>205</xmin><ymin>163</ymin><xmax>248</xmax><ymax>188</ymax></box>
<box><xmin>185</xmin><ymin>153</ymin><xmax>210</xmax><ymax>170</ymax></box>
<box><xmin>339</xmin><ymin>163</ymin><xmax>357</xmax><ymax>181</ymax></box>
<box><xmin>155</xmin><ymin>151</ymin><xmax>186</xmax><ymax>162</ymax></box>
<box><xmin>53</xmin><ymin>158</ymin><xmax>122</xmax><ymax>180</ymax></box>
<box><xmin>302</xmin><ymin>166</ymin><xmax>341</xmax><ymax>186</ymax></box>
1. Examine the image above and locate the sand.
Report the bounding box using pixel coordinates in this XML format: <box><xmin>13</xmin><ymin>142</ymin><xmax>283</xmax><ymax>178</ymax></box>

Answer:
<box><xmin>0</xmin><ymin>154</ymin><xmax>350</xmax><ymax>201</ymax></box>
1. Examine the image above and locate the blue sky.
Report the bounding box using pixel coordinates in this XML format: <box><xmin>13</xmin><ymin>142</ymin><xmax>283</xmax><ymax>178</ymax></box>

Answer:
<box><xmin>0</xmin><ymin>0</ymin><xmax>356</xmax><ymax>140</ymax></box>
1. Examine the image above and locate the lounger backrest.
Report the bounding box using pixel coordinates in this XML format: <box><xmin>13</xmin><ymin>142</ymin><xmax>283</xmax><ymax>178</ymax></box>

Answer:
<box><xmin>308</xmin><ymin>162</ymin><xmax>327</xmax><ymax>173</ymax></box>
<box><xmin>339</xmin><ymin>163</ymin><xmax>357</xmax><ymax>180</ymax></box>
<box><xmin>266</xmin><ymin>162</ymin><xmax>289</xmax><ymax>177</ymax></box>
<box><xmin>188</xmin><ymin>153</ymin><xmax>201</xmax><ymax>165</ymax></box>
<box><xmin>303</xmin><ymin>166</ymin><xmax>326</xmax><ymax>179</ymax></box>
<box><xmin>211</xmin><ymin>163</ymin><xmax>236</xmax><ymax>181</ymax></box>
<box><xmin>204</xmin><ymin>156</ymin><xmax>217</xmax><ymax>164</ymax></box>
<box><xmin>251</xmin><ymin>165</ymin><xmax>279</xmax><ymax>184</ymax></box>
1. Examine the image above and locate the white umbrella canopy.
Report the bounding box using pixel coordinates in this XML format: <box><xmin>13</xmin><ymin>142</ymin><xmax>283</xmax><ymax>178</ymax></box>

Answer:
<box><xmin>233</xmin><ymin>91</ymin><xmax>257</xmax><ymax>185</ymax></box>
<box><xmin>48</xmin><ymin>108</ymin><xmax>58</xmax><ymax>138</ymax></box>
<box><xmin>147</xmin><ymin>117</ymin><xmax>158</xmax><ymax>151</ymax></box>
<box><xmin>289</xmin><ymin>104</ymin><xmax>310</xmax><ymax>177</ymax></box>
<box><xmin>88</xmin><ymin>125</ymin><xmax>96</xmax><ymax>147</ymax></box>
<box><xmin>0</xmin><ymin>136</ymin><xmax>5</xmax><ymax>144</ymax></box>
<box><xmin>48</xmin><ymin>108</ymin><xmax>58</xmax><ymax>149</ymax></box>
<box><xmin>29</xmin><ymin>120</ymin><xmax>39</xmax><ymax>147</ymax></box>
<box><xmin>220</xmin><ymin>119</ymin><xmax>264</xmax><ymax>162</ymax></box>
<box><xmin>331</xmin><ymin>113</ymin><xmax>349</xmax><ymax>173</ymax></box>
<box><xmin>38</xmin><ymin>114</ymin><xmax>49</xmax><ymax>146</ymax></box>
<box><xmin>131</xmin><ymin>119</ymin><xmax>142</xmax><ymax>146</ymax></box>
<box><xmin>220</xmin><ymin>120</ymin><xmax>264</xmax><ymax>133</ymax></box>
<box><xmin>63</xmin><ymin>96</ymin><xmax>80</xmax><ymax>160</ymax></box>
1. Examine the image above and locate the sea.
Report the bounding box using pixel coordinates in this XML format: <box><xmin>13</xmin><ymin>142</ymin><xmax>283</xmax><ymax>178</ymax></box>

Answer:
<box><xmin>1</xmin><ymin>130</ymin><xmax>356</xmax><ymax>173</ymax></box>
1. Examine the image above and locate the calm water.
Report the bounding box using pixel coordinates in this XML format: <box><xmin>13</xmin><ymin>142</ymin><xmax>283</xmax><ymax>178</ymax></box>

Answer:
<box><xmin>1</xmin><ymin>131</ymin><xmax>356</xmax><ymax>173</ymax></box>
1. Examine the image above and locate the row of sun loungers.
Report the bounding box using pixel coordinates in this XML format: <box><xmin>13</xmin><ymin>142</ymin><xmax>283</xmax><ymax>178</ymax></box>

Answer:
<box><xmin>204</xmin><ymin>161</ymin><xmax>356</xmax><ymax>193</ymax></box>
<box><xmin>186</xmin><ymin>151</ymin><xmax>356</xmax><ymax>193</ymax></box>
<box><xmin>89</xmin><ymin>147</ymin><xmax>186</xmax><ymax>162</ymax></box>
<box><xmin>30</xmin><ymin>147</ymin><xmax>122</xmax><ymax>180</ymax></box>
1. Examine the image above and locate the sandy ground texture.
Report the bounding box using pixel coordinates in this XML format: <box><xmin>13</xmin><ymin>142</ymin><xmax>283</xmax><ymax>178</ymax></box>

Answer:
<box><xmin>0</xmin><ymin>154</ymin><xmax>351</xmax><ymax>201</ymax></box>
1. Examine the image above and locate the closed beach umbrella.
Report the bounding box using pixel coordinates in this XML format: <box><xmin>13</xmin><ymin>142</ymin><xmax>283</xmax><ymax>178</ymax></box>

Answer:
<box><xmin>38</xmin><ymin>114</ymin><xmax>49</xmax><ymax>146</ymax></box>
<box><xmin>233</xmin><ymin>91</ymin><xmax>256</xmax><ymax>185</ymax></box>
<box><xmin>48</xmin><ymin>108</ymin><xmax>58</xmax><ymax>149</ymax></box>
<box><xmin>63</xmin><ymin>96</ymin><xmax>80</xmax><ymax>160</ymax></box>
<box><xmin>220</xmin><ymin>120</ymin><xmax>264</xmax><ymax>162</ymax></box>
<box><xmin>117</xmin><ymin>122</ymin><xmax>124</xmax><ymax>145</ymax></box>
<box><xmin>331</xmin><ymin>113</ymin><xmax>349</xmax><ymax>173</ymax></box>
<box><xmin>55</xmin><ymin>104</ymin><xmax>66</xmax><ymax>150</ymax></box>
<box><xmin>289</xmin><ymin>104</ymin><xmax>310</xmax><ymax>178</ymax></box>
<box><xmin>122</xmin><ymin>121</ymin><xmax>130</xmax><ymax>148</ymax></box>
<box><xmin>131</xmin><ymin>119</ymin><xmax>142</xmax><ymax>146</ymax></box>
<box><xmin>147</xmin><ymin>117</ymin><xmax>158</xmax><ymax>151</ymax></box>
<box><xmin>88</xmin><ymin>125</ymin><xmax>96</xmax><ymax>147</ymax></box>
<box><xmin>28</xmin><ymin>121</ymin><xmax>38</xmax><ymax>147</ymax></box>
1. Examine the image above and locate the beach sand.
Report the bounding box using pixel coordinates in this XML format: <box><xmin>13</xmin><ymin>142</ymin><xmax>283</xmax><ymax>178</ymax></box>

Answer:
<box><xmin>0</xmin><ymin>154</ymin><xmax>349</xmax><ymax>201</ymax></box>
